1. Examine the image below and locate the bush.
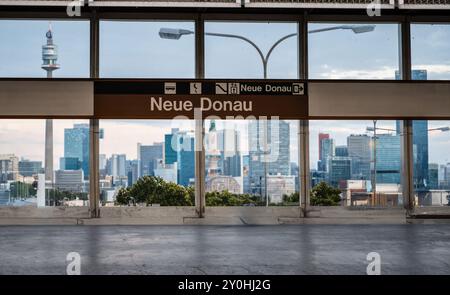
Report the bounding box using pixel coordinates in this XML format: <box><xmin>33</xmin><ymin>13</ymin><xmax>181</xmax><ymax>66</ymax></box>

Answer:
<box><xmin>310</xmin><ymin>181</ymin><xmax>341</xmax><ymax>206</ymax></box>
<box><xmin>115</xmin><ymin>176</ymin><xmax>261</xmax><ymax>206</ymax></box>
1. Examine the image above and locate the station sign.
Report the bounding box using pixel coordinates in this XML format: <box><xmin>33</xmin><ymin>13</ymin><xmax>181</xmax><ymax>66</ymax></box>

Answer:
<box><xmin>94</xmin><ymin>80</ymin><xmax>308</xmax><ymax>120</ymax></box>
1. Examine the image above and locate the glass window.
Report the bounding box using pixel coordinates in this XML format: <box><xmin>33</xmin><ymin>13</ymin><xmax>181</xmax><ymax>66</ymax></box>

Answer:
<box><xmin>205</xmin><ymin>21</ymin><xmax>299</xmax><ymax>79</ymax></box>
<box><xmin>0</xmin><ymin>119</ymin><xmax>90</xmax><ymax>207</ymax></box>
<box><xmin>308</xmin><ymin>23</ymin><xmax>400</xmax><ymax>79</ymax></box>
<box><xmin>413</xmin><ymin>120</ymin><xmax>450</xmax><ymax>207</ymax></box>
<box><xmin>100</xmin><ymin>21</ymin><xmax>195</xmax><ymax>78</ymax></box>
<box><xmin>310</xmin><ymin>120</ymin><xmax>402</xmax><ymax>208</ymax></box>
<box><xmin>0</xmin><ymin>20</ymin><xmax>90</xmax><ymax>78</ymax></box>
<box><xmin>411</xmin><ymin>24</ymin><xmax>450</xmax><ymax>80</ymax></box>
<box><xmin>204</xmin><ymin>119</ymin><xmax>299</xmax><ymax>206</ymax></box>
<box><xmin>99</xmin><ymin>120</ymin><xmax>195</xmax><ymax>207</ymax></box>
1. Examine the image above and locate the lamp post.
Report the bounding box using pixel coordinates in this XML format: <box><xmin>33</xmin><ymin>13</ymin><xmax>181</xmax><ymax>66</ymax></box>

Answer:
<box><xmin>160</xmin><ymin>24</ymin><xmax>375</xmax><ymax>206</ymax></box>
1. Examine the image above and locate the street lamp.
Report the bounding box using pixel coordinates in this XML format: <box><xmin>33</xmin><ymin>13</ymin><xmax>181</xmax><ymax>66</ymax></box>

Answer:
<box><xmin>160</xmin><ymin>25</ymin><xmax>375</xmax><ymax>206</ymax></box>
<box><xmin>159</xmin><ymin>24</ymin><xmax>376</xmax><ymax>79</ymax></box>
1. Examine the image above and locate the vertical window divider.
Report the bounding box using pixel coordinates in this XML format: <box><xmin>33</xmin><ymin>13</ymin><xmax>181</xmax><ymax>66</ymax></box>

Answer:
<box><xmin>195</xmin><ymin>13</ymin><xmax>206</xmax><ymax>218</ymax></box>
<box><xmin>89</xmin><ymin>11</ymin><xmax>100</xmax><ymax>218</ymax></box>
<box><xmin>299</xmin><ymin>13</ymin><xmax>310</xmax><ymax>217</ymax></box>
<box><xmin>400</xmin><ymin>16</ymin><xmax>415</xmax><ymax>213</ymax></box>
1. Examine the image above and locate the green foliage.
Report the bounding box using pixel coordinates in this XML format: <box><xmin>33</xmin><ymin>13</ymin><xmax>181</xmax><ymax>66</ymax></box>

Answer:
<box><xmin>310</xmin><ymin>181</ymin><xmax>341</xmax><ymax>206</ymax></box>
<box><xmin>115</xmin><ymin>176</ymin><xmax>194</xmax><ymax>206</ymax></box>
<box><xmin>45</xmin><ymin>189</ymin><xmax>88</xmax><ymax>206</ymax></box>
<box><xmin>115</xmin><ymin>176</ymin><xmax>261</xmax><ymax>206</ymax></box>
<box><xmin>282</xmin><ymin>192</ymin><xmax>299</xmax><ymax>204</ymax></box>
<box><xmin>205</xmin><ymin>191</ymin><xmax>261</xmax><ymax>206</ymax></box>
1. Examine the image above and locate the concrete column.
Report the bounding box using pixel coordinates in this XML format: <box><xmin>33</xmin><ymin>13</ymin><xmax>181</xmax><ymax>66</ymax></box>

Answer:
<box><xmin>401</xmin><ymin>120</ymin><xmax>414</xmax><ymax>212</ymax></box>
<box><xmin>44</xmin><ymin>119</ymin><xmax>53</xmax><ymax>183</ymax></box>
<box><xmin>299</xmin><ymin>120</ymin><xmax>310</xmax><ymax>217</ymax></box>
<box><xmin>89</xmin><ymin>119</ymin><xmax>100</xmax><ymax>218</ymax></box>
<box><xmin>194</xmin><ymin>15</ymin><xmax>205</xmax><ymax>218</ymax></box>
<box><xmin>195</xmin><ymin>111</ymin><xmax>205</xmax><ymax>217</ymax></box>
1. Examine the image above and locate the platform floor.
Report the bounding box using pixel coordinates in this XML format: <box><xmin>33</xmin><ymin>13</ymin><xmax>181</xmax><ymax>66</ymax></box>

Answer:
<box><xmin>0</xmin><ymin>225</ymin><xmax>449</xmax><ymax>275</ymax></box>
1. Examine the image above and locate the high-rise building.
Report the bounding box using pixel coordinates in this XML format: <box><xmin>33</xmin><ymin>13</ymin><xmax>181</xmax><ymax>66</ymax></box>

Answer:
<box><xmin>347</xmin><ymin>134</ymin><xmax>371</xmax><ymax>180</ymax></box>
<box><xmin>126</xmin><ymin>160</ymin><xmax>139</xmax><ymax>186</ymax></box>
<box><xmin>328</xmin><ymin>156</ymin><xmax>352</xmax><ymax>188</ymax></box>
<box><xmin>164</xmin><ymin>128</ymin><xmax>179</xmax><ymax>165</ymax></box>
<box><xmin>318</xmin><ymin>136</ymin><xmax>335</xmax><ymax>172</ymax></box>
<box><xmin>154</xmin><ymin>160</ymin><xmax>178</xmax><ymax>184</ymax></box>
<box><xmin>55</xmin><ymin>169</ymin><xmax>84</xmax><ymax>192</ymax></box>
<box><xmin>60</xmin><ymin>157</ymin><xmax>81</xmax><ymax>171</ymax></box>
<box><xmin>396</xmin><ymin>70</ymin><xmax>429</xmax><ymax>190</ymax></box>
<box><xmin>110</xmin><ymin>154</ymin><xmax>127</xmax><ymax>185</ymax></box>
<box><xmin>335</xmin><ymin>145</ymin><xmax>348</xmax><ymax>157</ymax></box>
<box><xmin>177</xmin><ymin>133</ymin><xmax>195</xmax><ymax>187</ymax></box>
<box><xmin>318</xmin><ymin>133</ymin><xmax>329</xmax><ymax>160</ymax></box>
<box><xmin>205</xmin><ymin>121</ymin><xmax>222</xmax><ymax>178</ymax></box>
<box><xmin>248</xmin><ymin>120</ymin><xmax>290</xmax><ymax>196</ymax></box>
<box><xmin>376</xmin><ymin>134</ymin><xmax>401</xmax><ymax>184</ymax></box>
<box><xmin>64</xmin><ymin>124</ymin><xmax>90</xmax><ymax>178</ymax></box>
<box><xmin>428</xmin><ymin>163</ymin><xmax>439</xmax><ymax>189</ymax></box>
<box><xmin>138</xmin><ymin>142</ymin><xmax>163</xmax><ymax>177</ymax></box>
<box><xmin>217</xmin><ymin>128</ymin><xmax>241</xmax><ymax>177</ymax></box>
<box><xmin>0</xmin><ymin>154</ymin><xmax>19</xmax><ymax>183</ymax></box>
<box><xmin>18</xmin><ymin>160</ymin><xmax>43</xmax><ymax>177</ymax></box>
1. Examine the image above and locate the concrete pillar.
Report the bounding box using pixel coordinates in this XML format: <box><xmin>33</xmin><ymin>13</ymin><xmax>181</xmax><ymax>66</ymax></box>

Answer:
<box><xmin>401</xmin><ymin>120</ymin><xmax>414</xmax><ymax>212</ymax></box>
<box><xmin>195</xmin><ymin>111</ymin><xmax>205</xmax><ymax>218</ymax></box>
<box><xmin>89</xmin><ymin>119</ymin><xmax>100</xmax><ymax>218</ymax></box>
<box><xmin>44</xmin><ymin>119</ymin><xmax>53</xmax><ymax>183</ymax></box>
<box><xmin>299</xmin><ymin>120</ymin><xmax>310</xmax><ymax>216</ymax></box>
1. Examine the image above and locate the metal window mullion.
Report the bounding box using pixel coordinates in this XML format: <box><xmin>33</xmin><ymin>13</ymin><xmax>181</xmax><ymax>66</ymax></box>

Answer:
<box><xmin>400</xmin><ymin>17</ymin><xmax>414</xmax><ymax>212</ymax></box>
<box><xmin>195</xmin><ymin>14</ymin><xmax>205</xmax><ymax>218</ymax></box>
<box><xmin>299</xmin><ymin>14</ymin><xmax>310</xmax><ymax>217</ymax></box>
<box><xmin>89</xmin><ymin>12</ymin><xmax>100</xmax><ymax>218</ymax></box>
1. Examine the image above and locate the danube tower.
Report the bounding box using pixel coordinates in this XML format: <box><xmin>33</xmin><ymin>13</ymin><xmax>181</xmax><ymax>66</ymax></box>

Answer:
<box><xmin>42</xmin><ymin>23</ymin><xmax>60</xmax><ymax>182</ymax></box>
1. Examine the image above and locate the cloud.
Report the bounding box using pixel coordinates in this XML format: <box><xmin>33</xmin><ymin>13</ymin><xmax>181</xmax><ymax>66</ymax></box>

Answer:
<box><xmin>317</xmin><ymin>66</ymin><xmax>397</xmax><ymax>80</ymax></box>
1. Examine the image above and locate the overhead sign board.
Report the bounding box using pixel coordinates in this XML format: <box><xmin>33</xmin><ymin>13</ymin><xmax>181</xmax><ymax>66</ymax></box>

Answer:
<box><xmin>94</xmin><ymin>80</ymin><xmax>308</xmax><ymax>120</ymax></box>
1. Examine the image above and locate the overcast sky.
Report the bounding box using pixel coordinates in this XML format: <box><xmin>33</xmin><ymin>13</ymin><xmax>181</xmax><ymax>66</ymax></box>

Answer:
<box><xmin>0</xmin><ymin>20</ymin><xmax>450</xmax><ymax>169</ymax></box>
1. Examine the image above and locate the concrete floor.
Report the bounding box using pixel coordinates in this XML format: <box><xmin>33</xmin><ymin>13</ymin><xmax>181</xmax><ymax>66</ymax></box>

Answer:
<box><xmin>0</xmin><ymin>225</ymin><xmax>449</xmax><ymax>275</ymax></box>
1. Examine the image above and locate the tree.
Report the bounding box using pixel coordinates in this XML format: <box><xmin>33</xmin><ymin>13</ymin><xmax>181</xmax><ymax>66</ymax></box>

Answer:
<box><xmin>115</xmin><ymin>176</ymin><xmax>261</xmax><ymax>207</ymax></box>
<box><xmin>310</xmin><ymin>181</ymin><xmax>342</xmax><ymax>206</ymax></box>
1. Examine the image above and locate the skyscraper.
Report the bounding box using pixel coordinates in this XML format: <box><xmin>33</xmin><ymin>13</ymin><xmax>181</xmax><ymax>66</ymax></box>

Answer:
<box><xmin>248</xmin><ymin>120</ymin><xmax>290</xmax><ymax>196</ymax></box>
<box><xmin>376</xmin><ymin>134</ymin><xmax>401</xmax><ymax>184</ymax></box>
<box><xmin>138</xmin><ymin>143</ymin><xmax>163</xmax><ymax>177</ymax></box>
<box><xmin>177</xmin><ymin>133</ymin><xmax>195</xmax><ymax>187</ymax></box>
<box><xmin>328</xmin><ymin>156</ymin><xmax>352</xmax><ymax>188</ymax></box>
<box><xmin>164</xmin><ymin>128</ymin><xmax>179</xmax><ymax>165</ymax></box>
<box><xmin>318</xmin><ymin>136</ymin><xmax>335</xmax><ymax>172</ymax></box>
<box><xmin>64</xmin><ymin>123</ymin><xmax>90</xmax><ymax>178</ymax></box>
<box><xmin>18</xmin><ymin>160</ymin><xmax>43</xmax><ymax>177</ymax></box>
<box><xmin>396</xmin><ymin>70</ymin><xmax>429</xmax><ymax>189</ymax></box>
<box><xmin>111</xmin><ymin>154</ymin><xmax>127</xmax><ymax>185</ymax></box>
<box><xmin>347</xmin><ymin>134</ymin><xmax>371</xmax><ymax>180</ymax></box>
<box><xmin>217</xmin><ymin>128</ymin><xmax>241</xmax><ymax>177</ymax></box>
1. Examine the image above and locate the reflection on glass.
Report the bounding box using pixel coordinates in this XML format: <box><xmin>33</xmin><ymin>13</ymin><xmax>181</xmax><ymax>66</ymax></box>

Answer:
<box><xmin>310</xmin><ymin>120</ymin><xmax>402</xmax><ymax>207</ymax></box>
<box><xmin>308</xmin><ymin>23</ymin><xmax>400</xmax><ymax>79</ymax></box>
<box><xmin>411</xmin><ymin>24</ymin><xmax>450</xmax><ymax>80</ymax></box>
<box><xmin>0</xmin><ymin>120</ymin><xmax>90</xmax><ymax>207</ymax></box>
